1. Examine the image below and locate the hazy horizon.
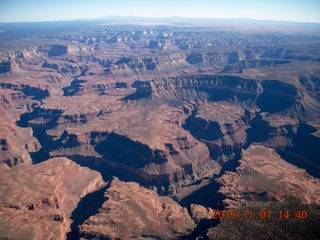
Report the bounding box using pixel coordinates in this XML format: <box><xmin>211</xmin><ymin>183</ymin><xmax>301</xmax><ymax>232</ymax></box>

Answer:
<box><xmin>1</xmin><ymin>15</ymin><xmax>320</xmax><ymax>25</ymax></box>
<box><xmin>1</xmin><ymin>0</ymin><xmax>320</xmax><ymax>24</ymax></box>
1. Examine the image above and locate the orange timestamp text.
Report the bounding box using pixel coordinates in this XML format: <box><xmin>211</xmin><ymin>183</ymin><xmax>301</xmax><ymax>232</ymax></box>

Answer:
<box><xmin>211</xmin><ymin>209</ymin><xmax>308</xmax><ymax>220</ymax></box>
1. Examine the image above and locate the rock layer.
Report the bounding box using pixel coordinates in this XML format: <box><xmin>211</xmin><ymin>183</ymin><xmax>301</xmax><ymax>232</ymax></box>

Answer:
<box><xmin>79</xmin><ymin>177</ymin><xmax>195</xmax><ymax>239</ymax></box>
<box><xmin>0</xmin><ymin>157</ymin><xmax>105</xmax><ymax>240</ymax></box>
<box><xmin>0</xmin><ymin>88</ymin><xmax>40</xmax><ymax>166</ymax></box>
<box><xmin>216</xmin><ymin>145</ymin><xmax>320</xmax><ymax>208</ymax></box>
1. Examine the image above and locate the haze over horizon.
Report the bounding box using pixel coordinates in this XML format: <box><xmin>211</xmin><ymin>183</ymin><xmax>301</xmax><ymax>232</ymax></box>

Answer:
<box><xmin>1</xmin><ymin>0</ymin><xmax>320</xmax><ymax>24</ymax></box>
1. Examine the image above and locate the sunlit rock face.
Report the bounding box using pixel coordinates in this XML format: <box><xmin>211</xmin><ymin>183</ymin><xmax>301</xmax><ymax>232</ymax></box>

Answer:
<box><xmin>0</xmin><ymin>157</ymin><xmax>104</xmax><ymax>240</ymax></box>
<box><xmin>216</xmin><ymin>145</ymin><xmax>320</xmax><ymax>209</ymax></box>
<box><xmin>79</xmin><ymin>177</ymin><xmax>195</xmax><ymax>240</ymax></box>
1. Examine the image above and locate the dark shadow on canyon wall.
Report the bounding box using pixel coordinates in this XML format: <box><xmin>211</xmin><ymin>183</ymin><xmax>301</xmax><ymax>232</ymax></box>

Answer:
<box><xmin>66</xmin><ymin>185</ymin><xmax>108</xmax><ymax>240</ymax></box>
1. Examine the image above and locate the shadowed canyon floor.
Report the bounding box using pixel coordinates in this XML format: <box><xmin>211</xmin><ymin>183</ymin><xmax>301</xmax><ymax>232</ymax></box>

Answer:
<box><xmin>1</xmin><ymin>19</ymin><xmax>320</xmax><ymax>239</ymax></box>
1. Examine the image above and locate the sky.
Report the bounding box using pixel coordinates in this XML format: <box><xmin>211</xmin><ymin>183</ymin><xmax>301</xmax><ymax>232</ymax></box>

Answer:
<box><xmin>0</xmin><ymin>0</ymin><xmax>320</xmax><ymax>23</ymax></box>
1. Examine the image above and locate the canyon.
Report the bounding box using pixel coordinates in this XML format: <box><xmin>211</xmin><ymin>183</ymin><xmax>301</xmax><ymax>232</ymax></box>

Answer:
<box><xmin>0</xmin><ymin>18</ymin><xmax>320</xmax><ymax>239</ymax></box>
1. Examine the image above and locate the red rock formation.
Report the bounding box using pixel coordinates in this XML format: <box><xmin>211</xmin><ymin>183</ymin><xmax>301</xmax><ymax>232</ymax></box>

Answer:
<box><xmin>184</xmin><ymin>101</ymin><xmax>250</xmax><ymax>162</ymax></box>
<box><xmin>79</xmin><ymin>177</ymin><xmax>195</xmax><ymax>239</ymax></box>
<box><xmin>0</xmin><ymin>157</ymin><xmax>105</xmax><ymax>240</ymax></box>
<box><xmin>216</xmin><ymin>145</ymin><xmax>320</xmax><ymax>208</ymax></box>
<box><xmin>0</xmin><ymin>88</ymin><xmax>40</xmax><ymax>166</ymax></box>
<box><xmin>190</xmin><ymin>204</ymin><xmax>214</xmax><ymax>223</ymax></box>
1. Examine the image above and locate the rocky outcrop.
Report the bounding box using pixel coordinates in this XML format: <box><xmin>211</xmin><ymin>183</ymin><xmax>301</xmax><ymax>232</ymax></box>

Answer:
<box><xmin>0</xmin><ymin>47</ymin><xmax>44</xmax><ymax>76</ymax></box>
<box><xmin>107</xmin><ymin>52</ymin><xmax>191</xmax><ymax>76</ymax></box>
<box><xmin>0</xmin><ymin>125</ymin><xmax>40</xmax><ymax>166</ymax></box>
<box><xmin>216</xmin><ymin>145</ymin><xmax>320</xmax><ymax>209</ymax></box>
<box><xmin>185</xmin><ymin>51</ymin><xmax>240</xmax><ymax>68</ymax></box>
<box><xmin>220</xmin><ymin>59</ymin><xmax>290</xmax><ymax>73</ymax></box>
<box><xmin>190</xmin><ymin>204</ymin><xmax>214</xmax><ymax>223</ymax></box>
<box><xmin>183</xmin><ymin>102</ymin><xmax>250</xmax><ymax>163</ymax></box>
<box><xmin>126</xmin><ymin>75</ymin><xmax>260</xmax><ymax>105</ymax></box>
<box><xmin>79</xmin><ymin>177</ymin><xmax>195</xmax><ymax>239</ymax></box>
<box><xmin>0</xmin><ymin>157</ymin><xmax>105</xmax><ymax>240</ymax></box>
<box><xmin>92</xmin><ymin>131</ymin><xmax>213</xmax><ymax>188</ymax></box>
<box><xmin>0</xmin><ymin>88</ymin><xmax>41</xmax><ymax>166</ymax></box>
<box><xmin>123</xmin><ymin>80</ymin><xmax>152</xmax><ymax>100</ymax></box>
<box><xmin>246</xmin><ymin>113</ymin><xmax>298</xmax><ymax>150</ymax></box>
<box><xmin>62</xmin><ymin>79</ymin><xmax>87</xmax><ymax>96</ymax></box>
<box><xmin>184</xmin><ymin>50</ymin><xmax>289</xmax><ymax>73</ymax></box>
<box><xmin>63</xmin><ymin>80</ymin><xmax>129</xmax><ymax>97</ymax></box>
<box><xmin>0</xmin><ymin>83</ymin><xmax>49</xmax><ymax>100</ymax></box>
<box><xmin>246</xmin><ymin>115</ymin><xmax>320</xmax><ymax>178</ymax></box>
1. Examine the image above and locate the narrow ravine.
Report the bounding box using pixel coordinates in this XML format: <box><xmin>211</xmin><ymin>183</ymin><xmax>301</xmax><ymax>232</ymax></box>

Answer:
<box><xmin>66</xmin><ymin>185</ymin><xmax>108</xmax><ymax>240</ymax></box>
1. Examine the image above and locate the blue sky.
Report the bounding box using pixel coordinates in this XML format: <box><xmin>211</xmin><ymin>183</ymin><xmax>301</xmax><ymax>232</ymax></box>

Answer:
<box><xmin>1</xmin><ymin>0</ymin><xmax>320</xmax><ymax>23</ymax></box>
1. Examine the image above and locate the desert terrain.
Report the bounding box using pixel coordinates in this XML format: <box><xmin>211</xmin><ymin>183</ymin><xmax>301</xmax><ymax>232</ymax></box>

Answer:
<box><xmin>0</xmin><ymin>18</ymin><xmax>320</xmax><ymax>239</ymax></box>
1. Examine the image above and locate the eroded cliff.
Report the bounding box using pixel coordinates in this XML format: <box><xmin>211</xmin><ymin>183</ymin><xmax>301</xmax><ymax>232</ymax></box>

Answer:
<box><xmin>79</xmin><ymin>177</ymin><xmax>195</xmax><ymax>239</ymax></box>
<box><xmin>0</xmin><ymin>157</ymin><xmax>105</xmax><ymax>240</ymax></box>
